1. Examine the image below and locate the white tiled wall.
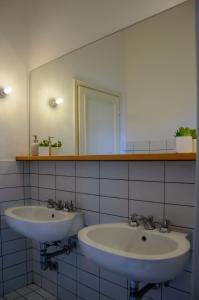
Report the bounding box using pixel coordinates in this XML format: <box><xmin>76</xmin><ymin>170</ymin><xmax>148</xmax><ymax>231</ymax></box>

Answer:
<box><xmin>0</xmin><ymin>161</ymin><xmax>32</xmax><ymax>296</ymax></box>
<box><xmin>29</xmin><ymin>160</ymin><xmax>195</xmax><ymax>300</ymax></box>
<box><xmin>124</xmin><ymin>139</ymin><xmax>176</xmax><ymax>153</ymax></box>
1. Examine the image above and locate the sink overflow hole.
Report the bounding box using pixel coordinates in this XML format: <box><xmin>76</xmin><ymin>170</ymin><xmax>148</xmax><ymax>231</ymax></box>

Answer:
<box><xmin>51</xmin><ymin>214</ymin><xmax>55</xmax><ymax>218</ymax></box>
<box><xmin>141</xmin><ymin>236</ymin><xmax>147</xmax><ymax>242</ymax></box>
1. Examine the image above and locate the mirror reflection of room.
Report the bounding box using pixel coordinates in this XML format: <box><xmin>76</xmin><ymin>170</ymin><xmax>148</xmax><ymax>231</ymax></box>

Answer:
<box><xmin>30</xmin><ymin>0</ymin><xmax>196</xmax><ymax>155</ymax></box>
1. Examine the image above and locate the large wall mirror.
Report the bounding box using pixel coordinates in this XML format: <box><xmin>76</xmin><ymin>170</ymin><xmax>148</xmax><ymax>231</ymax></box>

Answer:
<box><xmin>30</xmin><ymin>0</ymin><xmax>196</xmax><ymax>155</ymax></box>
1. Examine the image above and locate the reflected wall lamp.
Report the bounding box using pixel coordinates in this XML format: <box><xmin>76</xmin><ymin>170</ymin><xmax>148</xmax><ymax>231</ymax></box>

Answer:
<box><xmin>49</xmin><ymin>97</ymin><xmax>64</xmax><ymax>108</ymax></box>
<box><xmin>0</xmin><ymin>86</ymin><xmax>12</xmax><ymax>98</ymax></box>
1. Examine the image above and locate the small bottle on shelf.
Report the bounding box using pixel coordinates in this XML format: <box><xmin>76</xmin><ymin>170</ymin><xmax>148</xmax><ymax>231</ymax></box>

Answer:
<box><xmin>31</xmin><ymin>135</ymin><xmax>39</xmax><ymax>156</ymax></box>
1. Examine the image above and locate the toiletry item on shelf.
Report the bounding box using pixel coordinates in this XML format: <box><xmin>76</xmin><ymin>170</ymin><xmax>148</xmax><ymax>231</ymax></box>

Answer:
<box><xmin>192</xmin><ymin>139</ymin><xmax>197</xmax><ymax>153</ymax></box>
<box><xmin>175</xmin><ymin>127</ymin><xmax>192</xmax><ymax>153</ymax></box>
<box><xmin>51</xmin><ymin>140</ymin><xmax>62</xmax><ymax>156</ymax></box>
<box><xmin>38</xmin><ymin>139</ymin><xmax>50</xmax><ymax>156</ymax></box>
<box><xmin>31</xmin><ymin>135</ymin><xmax>39</xmax><ymax>156</ymax></box>
<box><xmin>48</xmin><ymin>136</ymin><xmax>54</xmax><ymax>155</ymax></box>
<box><xmin>190</xmin><ymin>129</ymin><xmax>197</xmax><ymax>153</ymax></box>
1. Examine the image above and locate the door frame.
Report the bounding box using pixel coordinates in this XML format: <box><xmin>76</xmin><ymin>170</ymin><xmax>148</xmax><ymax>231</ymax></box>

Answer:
<box><xmin>74</xmin><ymin>79</ymin><xmax>120</xmax><ymax>154</ymax></box>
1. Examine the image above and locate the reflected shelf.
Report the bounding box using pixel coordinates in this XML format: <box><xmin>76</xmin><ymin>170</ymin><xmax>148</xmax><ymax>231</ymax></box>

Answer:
<box><xmin>16</xmin><ymin>153</ymin><xmax>196</xmax><ymax>161</ymax></box>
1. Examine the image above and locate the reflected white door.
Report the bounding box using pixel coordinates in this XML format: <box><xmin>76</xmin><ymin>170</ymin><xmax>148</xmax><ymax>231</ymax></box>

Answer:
<box><xmin>77</xmin><ymin>83</ymin><xmax>120</xmax><ymax>154</ymax></box>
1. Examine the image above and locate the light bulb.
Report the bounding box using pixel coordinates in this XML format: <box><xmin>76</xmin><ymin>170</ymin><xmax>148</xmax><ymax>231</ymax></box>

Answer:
<box><xmin>0</xmin><ymin>86</ymin><xmax>13</xmax><ymax>97</ymax></box>
<box><xmin>55</xmin><ymin>97</ymin><xmax>64</xmax><ymax>105</ymax></box>
<box><xmin>49</xmin><ymin>97</ymin><xmax>64</xmax><ymax>108</ymax></box>
<box><xmin>4</xmin><ymin>86</ymin><xmax>12</xmax><ymax>95</ymax></box>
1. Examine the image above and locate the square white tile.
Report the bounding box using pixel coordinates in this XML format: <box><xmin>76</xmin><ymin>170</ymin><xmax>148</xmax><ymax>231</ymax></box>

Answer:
<box><xmin>100</xmin><ymin>214</ymin><xmax>127</xmax><ymax>224</ymax></box>
<box><xmin>55</xmin><ymin>161</ymin><xmax>75</xmax><ymax>177</ymax></box>
<box><xmin>56</xmin><ymin>176</ymin><xmax>75</xmax><ymax>192</ymax></box>
<box><xmin>129</xmin><ymin>161</ymin><xmax>164</xmax><ymax>181</ymax></box>
<box><xmin>100</xmin><ymin>196</ymin><xmax>128</xmax><ymax>217</ymax></box>
<box><xmin>100</xmin><ymin>179</ymin><xmax>128</xmax><ymax>198</ymax></box>
<box><xmin>38</xmin><ymin>175</ymin><xmax>55</xmax><ymax>189</ymax></box>
<box><xmin>77</xmin><ymin>254</ymin><xmax>99</xmax><ymax>276</ymax></box>
<box><xmin>165</xmin><ymin>183</ymin><xmax>195</xmax><ymax>206</ymax></box>
<box><xmin>30</xmin><ymin>162</ymin><xmax>39</xmax><ymax>174</ymax></box>
<box><xmin>39</xmin><ymin>162</ymin><xmax>55</xmax><ymax>175</ymax></box>
<box><xmin>162</xmin><ymin>286</ymin><xmax>191</xmax><ymax>300</ymax></box>
<box><xmin>76</xmin><ymin>161</ymin><xmax>99</xmax><ymax>178</ymax></box>
<box><xmin>165</xmin><ymin>161</ymin><xmax>195</xmax><ymax>183</ymax></box>
<box><xmin>77</xmin><ymin>282</ymin><xmax>99</xmax><ymax>300</ymax></box>
<box><xmin>165</xmin><ymin>204</ymin><xmax>195</xmax><ymax>228</ymax></box>
<box><xmin>77</xmin><ymin>269</ymin><xmax>99</xmax><ymax>291</ymax></box>
<box><xmin>100</xmin><ymin>268</ymin><xmax>127</xmax><ymax>288</ymax></box>
<box><xmin>76</xmin><ymin>193</ymin><xmax>99</xmax><ymax>212</ymax></box>
<box><xmin>129</xmin><ymin>181</ymin><xmax>164</xmax><ymax>203</ymax></box>
<box><xmin>58</xmin><ymin>287</ymin><xmax>75</xmax><ymax>300</ymax></box>
<box><xmin>150</xmin><ymin>140</ymin><xmax>166</xmax><ymax>151</ymax></box>
<box><xmin>129</xmin><ymin>200</ymin><xmax>164</xmax><ymax>220</ymax></box>
<box><xmin>100</xmin><ymin>161</ymin><xmax>128</xmax><ymax>180</ymax></box>
<box><xmin>100</xmin><ymin>278</ymin><xmax>127</xmax><ymax>300</ymax></box>
<box><xmin>169</xmin><ymin>271</ymin><xmax>191</xmax><ymax>293</ymax></box>
<box><xmin>38</xmin><ymin>187</ymin><xmax>55</xmax><ymax>202</ymax></box>
<box><xmin>76</xmin><ymin>177</ymin><xmax>99</xmax><ymax>195</ymax></box>
<box><xmin>133</xmin><ymin>141</ymin><xmax>150</xmax><ymax>152</ymax></box>
<box><xmin>58</xmin><ymin>262</ymin><xmax>76</xmax><ymax>280</ymax></box>
<box><xmin>79</xmin><ymin>210</ymin><xmax>99</xmax><ymax>226</ymax></box>
<box><xmin>55</xmin><ymin>190</ymin><xmax>75</xmax><ymax>203</ymax></box>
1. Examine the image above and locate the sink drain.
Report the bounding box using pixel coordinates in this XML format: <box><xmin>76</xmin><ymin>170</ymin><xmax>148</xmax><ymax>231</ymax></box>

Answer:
<box><xmin>51</xmin><ymin>214</ymin><xmax>55</xmax><ymax>218</ymax></box>
<box><xmin>141</xmin><ymin>236</ymin><xmax>147</xmax><ymax>242</ymax></box>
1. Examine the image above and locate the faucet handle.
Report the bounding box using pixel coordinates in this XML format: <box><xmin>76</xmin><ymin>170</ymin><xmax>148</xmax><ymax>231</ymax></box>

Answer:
<box><xmin>63</xmin><ymin>201</ymin><xmax>70</xmax><ymax>211</ymax></box>
<box><xmin>63</xmin><ymin>200</ymin><xmax>75</xmax><ymax>212</ymax></box>
<box><xmin>147</xmin><ymin>215</ymin><xmax>156</xmax><ymax>229</ymax></box>
<box><xmin>129</xmin><ymin>213</ymin><xmax>139</xmax><ymax>227</ymax></box>
<box><xmin>47</xmin><ymin>198</ymin><xmax>55</xmax><ymax>208</ymax></box>
<box><xmin>69</xmin><ymin>201</ymin><xmax>74</xmax><ymax>212</ymax></box>
<box><xmin>147</xmin><ymin>215</ymin><xmax>154</xmax><ymax>222</ymax></box>
<box><xmin>56</xmin><ymin>200</ymin><xmax>64</xmax><ymax>210</ymax></box>
<box><xmin>159</xmin><ymin>219</ymin><xmax>170</xmax><ymax>233</ymax></box>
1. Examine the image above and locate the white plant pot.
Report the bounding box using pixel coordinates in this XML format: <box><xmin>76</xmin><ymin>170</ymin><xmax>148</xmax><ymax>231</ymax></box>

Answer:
<box><xmin>176</xmin><ymin>136</ymin><xmax>192</xmax><ymax>153</ymax></box>
<box><xmin>50</xmin><ymin>147</ymin><xmax>61</xmax><ymax>156</ymax></box>
<box><xmin>38</xmin><ymin>147</ymin><xmax>49</xmax><ymax>156</ymax></box>
<box><xmin>192</xmin><ymin>139</ymin><xmax>197</xmax><ymax>153</ymax></box>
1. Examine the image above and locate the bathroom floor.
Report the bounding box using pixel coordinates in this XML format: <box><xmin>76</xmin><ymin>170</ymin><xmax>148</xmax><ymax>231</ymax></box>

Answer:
<box><xmin>0</xmin><ymin>284</ymin><xmax>57</xmax><ymax>300</ymax></box>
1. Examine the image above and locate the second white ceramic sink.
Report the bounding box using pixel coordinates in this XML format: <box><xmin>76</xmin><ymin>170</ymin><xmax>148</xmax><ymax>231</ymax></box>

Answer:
<box><xmin>78</xmin><ymin>223</ymin><xmax>190</xmax><ymax>283</ymax></box>
<box><xmin>5</xmin><ymin>206</ymin><xmax>84</xmax><ymax>242</ymax></box>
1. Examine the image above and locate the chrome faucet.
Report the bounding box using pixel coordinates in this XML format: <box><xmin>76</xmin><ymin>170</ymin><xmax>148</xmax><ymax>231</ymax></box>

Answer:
<box><xmin>47</xmin><ymin>199</ymin><xmax>64</xmax><ymax>210</ymax></box>
<box><xmin>47</xmin><ymin>199</ymin><xmax>75</xmax><ymax>212</ymax></box>
<box><xmin>47</xmin><ymin>199</ymin><xmax>57</xmax><ymax>208</ymax></box>
<box><xmin>64</xmin><ymin>200</ymin><xmax>75</xmax><ymax>212</ymax></box>
<box><xmin>129</xmin><ymin>213</ymin><xmax>170</xmax><ymax>232</ymax></box>
<box><xmin>129</xmin><ymin>214</ymin><xmax>156</xmax><ymax>230</ymax></box>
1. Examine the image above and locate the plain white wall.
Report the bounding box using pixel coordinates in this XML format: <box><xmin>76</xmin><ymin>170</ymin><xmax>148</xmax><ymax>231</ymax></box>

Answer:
<box><xmin>28</xmin><ymin>0</ymin><xmax>188</xmax><ymax>70</ymax></box>
<box><xmin>125</xmin><ymin>0</ymin><xmax>196</xmax><ymax>141</ymax></box>
<box><xmin>0</xmin><ymin>0</ymin><xmax>29</xmax><ymax>160</ymax></box>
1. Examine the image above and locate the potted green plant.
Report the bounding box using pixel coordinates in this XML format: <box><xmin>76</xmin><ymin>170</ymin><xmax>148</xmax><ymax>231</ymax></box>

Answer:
<box><xmin>38</xmin><ymin>139</ymin><xmax>50</xmax><ymax>156</ymax></box>
<box><xmin>175</xmin><ymin>127</ymin><xmax>192</xmax><ymax>153</ymax></box>
<box><xmin>50</xmin><ymin>140</ymin><xmax>62</xmax><ymax>156</ymax></box>
<box><xmin>190</xmin><ymin>129</ymin><xmax>197</xmax><ymax>153</ymax></box>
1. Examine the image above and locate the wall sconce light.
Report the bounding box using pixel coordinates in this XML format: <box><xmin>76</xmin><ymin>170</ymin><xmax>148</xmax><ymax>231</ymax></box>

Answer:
<box><xmin>49</xmin><ymin>97</ymin><xmax>64</xmax><ymax>108</ymax></box>
<box><xmin>0</xmin><ymin>86</ymin><xmax>13</xmax><ymax>98</ymax></box>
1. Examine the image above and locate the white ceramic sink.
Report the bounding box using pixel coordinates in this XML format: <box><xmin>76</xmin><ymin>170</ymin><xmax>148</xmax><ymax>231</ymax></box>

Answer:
<box><xmin>5</xmin><ymin>206</ymin><xmax>84</xmax><ymax>242</ymax></box>
<box><xmin>78</xmin><ymin>223</ymin><xmax>190</xmax><ymax>283</ymax></box>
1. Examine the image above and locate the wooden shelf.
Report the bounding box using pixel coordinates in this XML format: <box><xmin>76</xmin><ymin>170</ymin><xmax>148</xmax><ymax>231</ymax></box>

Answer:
<box><xmin>16</xmin><ymin>153</ymin><xmax>196</xmax><ymax>161</ymax></box>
